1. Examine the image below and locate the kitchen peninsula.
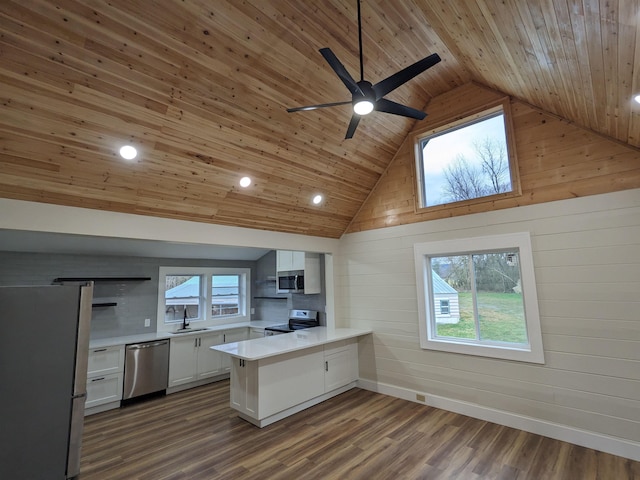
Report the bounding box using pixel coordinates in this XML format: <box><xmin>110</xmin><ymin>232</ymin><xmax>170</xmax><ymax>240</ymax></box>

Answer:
<box><xmin>211</xmin><ymin>327</ymin><xmax>371</xmax><ymax>427</ymax></box>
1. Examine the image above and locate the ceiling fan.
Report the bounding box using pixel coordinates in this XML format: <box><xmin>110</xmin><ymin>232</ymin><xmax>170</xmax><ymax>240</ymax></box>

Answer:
<box><xmin>287</xmin><ymin>0</ymin><xmax>441</xmax><ymax>139</ymax></box>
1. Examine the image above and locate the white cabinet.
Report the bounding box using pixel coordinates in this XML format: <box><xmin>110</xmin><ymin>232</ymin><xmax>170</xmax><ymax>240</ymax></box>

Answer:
<box><xmin>276</xmin><ymin>250</ymin><xmax>321</xmax><ymax>294</ymax></box>
<box><xmin>230</xmin><ymin>357</ymin><xmax>258</xmax><ymax>417</ymax></box>
<box><xmin>168</xmin><ymin>327</ymin><xmax>249</xmax><ymax>392</ymax></box>
<box><xmin>221</xmin><ymin>328</ymin><xmax>249</xmax><ymax>372</ymax></box>
<box><xmin>249</xmin><ymin>327</ymin><xmax>264</xmax><ymax>339</ymax></box>
<box><xmin>168</xmin><ymin>331</ymin><xmax>224</xmax><ymax>388</ymax></box>
<box><xmin>324</xmin><ymin>340</ymin><xmax>358</xmax><ymax>392</ymax></box>
<box><xmin>227</xmin><ymin>337</ymin><xmax>359</xmax><ymax>427</ymax></box>
<box><xmin>230</xmin><ymin>346</ymin><xmax>325</xmax><ymax>423</ymax></box>
<box><xmin>85</xmin><ymin>344</ymin><xmax>125</xmax><ymax>414</ymax></box>
<box><xmin>198</xmin><ymin>333</ymin><xmax>225</xmax><ymax>379</ymax></box>
<box><xmin>276</xmin><ymin>250</ymin><xmax>306</xmax><ymax>272</ymax></box>
<box><xmin>168</xmin><ymin>335</ymin><xmax>199</xmax><ymax>387</ymax></box>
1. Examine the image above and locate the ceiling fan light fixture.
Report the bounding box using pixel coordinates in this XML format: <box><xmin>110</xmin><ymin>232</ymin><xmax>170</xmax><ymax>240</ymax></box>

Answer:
<box><xmin>353</xmin><ymin>99</ymin><xmax>374</xmax><ymax>115</ymax></box>
<box><xmin>634</xmin><ymin>94</ymin><xmax>640</xmax><ymax>104</ymax></box>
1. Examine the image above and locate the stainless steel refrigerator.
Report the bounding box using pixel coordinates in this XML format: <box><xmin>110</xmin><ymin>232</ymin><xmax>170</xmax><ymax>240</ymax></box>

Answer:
<box><xmin>0</xmin><ymin>282</ymin><xmax>93</xmax><ymax>480</ymax></box>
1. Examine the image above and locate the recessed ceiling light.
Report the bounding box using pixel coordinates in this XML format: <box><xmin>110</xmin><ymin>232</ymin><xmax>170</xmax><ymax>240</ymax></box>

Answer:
<box><xmin>634</xmin><ymin>94</ymin><xmax>640</xmax><ymax>104</ymax></box>
<box><xmin>239</xmin><ymin>176</ymin><xmax>252</xmax><ymax>188</ymax></box>
<box><xmin>119</xmin><ymin>145</ymin><xmax>137</xmax><ymax>160</ymax></box>
<box><xmin>312</xmin><ymin>194</ymin><xmax>323</xmax><ymax>205</ymax></box>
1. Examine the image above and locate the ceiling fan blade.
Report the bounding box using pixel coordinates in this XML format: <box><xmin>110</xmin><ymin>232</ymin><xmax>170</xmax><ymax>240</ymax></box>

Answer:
<box><xmin>372</xmin><ymin>53</ymin><xmax>441</xmax><ymax>99</ymax></box>
<box><xmin>345</xmin><ymin>115</ymin><xmax>361</xmax><ymax>139</ymax></box>
<box><xmin>375</xmin><ymin>98</ymin><xmax>427</xmax><ymax>120</ymax></box>
<box><xmin>287</xmin><ymin>100</ymin><xmax>352</xmax><ymax>113</ymax></box>
<box><xmin>319</xmin><ymin>48</ymin><xmax>364</xmax><ymax>96</ymax></box>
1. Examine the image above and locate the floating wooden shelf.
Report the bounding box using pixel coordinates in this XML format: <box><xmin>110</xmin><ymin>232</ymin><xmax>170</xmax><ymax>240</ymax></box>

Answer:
<box><xmin>54</xmin><ymin>277</ymin><xmax>151</xmax><ymax>282</ymax></box>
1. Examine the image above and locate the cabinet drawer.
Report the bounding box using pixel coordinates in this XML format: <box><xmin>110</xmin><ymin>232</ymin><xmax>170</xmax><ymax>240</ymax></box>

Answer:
<box><xmin>86</xmin><ymin>372</ymin><xmax>123</xmax><ymax>408</ymax></box>
<box><xmin>88</xmin><ymin>345</ymin><xmax>124</xmax><ymax>377</ymax></box>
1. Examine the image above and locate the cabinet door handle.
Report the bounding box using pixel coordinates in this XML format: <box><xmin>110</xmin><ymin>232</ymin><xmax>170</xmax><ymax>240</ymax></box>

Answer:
<box><xmin>325</xmin><ymin>361</ymin><xmax>328</xmax><ymax>372</ymax></box>
<box><xmin>92</xmin><ymin>348</ymin><xmax>107</xmax><ymax>353</ymax></box>
<box><xmin>91</xmin><ymin>377</ymin><xmax>105</xmax><ymax>382</ymax></box>
<box><xmin>195</xmin><ymin>338</ymin><xmax>198</xmax><ymax>348</ymax></box>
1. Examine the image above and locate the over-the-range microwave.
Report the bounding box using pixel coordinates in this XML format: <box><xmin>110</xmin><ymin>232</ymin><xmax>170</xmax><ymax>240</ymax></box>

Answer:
<box><xmin>277</xmin><ymin>270</ymin><xmax>304</xmax><ymax>293</ymax></box>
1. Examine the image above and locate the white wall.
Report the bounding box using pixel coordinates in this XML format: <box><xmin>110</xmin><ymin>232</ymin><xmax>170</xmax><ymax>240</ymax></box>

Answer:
<box><xmin>336</xmin><ymin>189</ymin><xmax>640</xmax><ymax>460</ymax></box>
<box><xmin>0</xmin><ymin>198</ymin><xmax>339</xmax><ymax>254</ymax></box>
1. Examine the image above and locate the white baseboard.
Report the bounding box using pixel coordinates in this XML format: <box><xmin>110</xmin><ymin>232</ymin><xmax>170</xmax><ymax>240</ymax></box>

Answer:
<box><xmin>357</xmin><ymin>378</ymin><xmax>640</xmax><ymax>462</ymax></box>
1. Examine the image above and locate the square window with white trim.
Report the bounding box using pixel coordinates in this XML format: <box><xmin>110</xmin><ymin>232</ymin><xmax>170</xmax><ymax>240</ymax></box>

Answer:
<box><xmin>414</xmin><ymin>232</ymin><xmax>544</xmax><ymax>363</ymax></box>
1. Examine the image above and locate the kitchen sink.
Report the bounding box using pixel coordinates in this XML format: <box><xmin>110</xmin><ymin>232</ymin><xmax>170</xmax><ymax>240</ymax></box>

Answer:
<box><xmin>170</xmin><ymin>327</ymin><xmax>209</xmax><ymax>335</ymax></box>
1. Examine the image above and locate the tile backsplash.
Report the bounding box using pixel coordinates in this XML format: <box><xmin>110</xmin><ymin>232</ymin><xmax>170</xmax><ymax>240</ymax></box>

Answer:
<box><xmin>0</xmin><ymin>251</ymin><xmax>256</xmax><ymax>339</ymax></box>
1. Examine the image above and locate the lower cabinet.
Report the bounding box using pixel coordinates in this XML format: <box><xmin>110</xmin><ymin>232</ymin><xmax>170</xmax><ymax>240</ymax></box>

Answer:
<box><xmin>85</xmin><ymin>344</ymin><xmax>125</xmax><ymax>415</ymax></box>
<box><xmin>230</xmin><ymin>357</ymin><xmax>258</xmax><ymax>417</ymax></box>
<box><xmin>86</xmin><ymin>373</ymin><xmax>122</xmax><ymax>408</ymax></box>
<box><xmin>168</xmin><ymin>332</ymin><xmax>224</xmax><ymax>388</ymax></box>
<box><xmin>230</xmin><ymin>338</ymin><xmax>359</xmax><ymax>427</ymax></box>
<box><xmin>324</xmin><ymin>340</ymin><xmax>358</xmax><ymax>392</ymax></box>
<box><xmin>249</xmin><ymin>327</ymin><xmax>264</xmax><ymax>339</ymax></box>
<box><xmin>221</xmin><ymin>328</ymin><xmax>249</xmax><ymax>373</ymax></box>
<box><xmin>168</xmin><ymin>327</ymin><xmax>249</xmax><ymax>392</ymax></box>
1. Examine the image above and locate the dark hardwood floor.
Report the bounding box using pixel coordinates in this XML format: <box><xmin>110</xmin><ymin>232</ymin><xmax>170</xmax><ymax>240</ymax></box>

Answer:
<box><xmin>80</xmin><ymin>381</ymin><xmax>640</xmax><ymax>479</ymax></box>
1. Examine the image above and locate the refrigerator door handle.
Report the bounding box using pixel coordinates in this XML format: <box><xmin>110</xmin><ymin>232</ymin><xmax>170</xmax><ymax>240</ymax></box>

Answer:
<box><xmin>67</xmin><ymin>393</ymin><xmax>87</xmax><ymax>478</ymax></box>
<box><xmin>73</xmin><ymin>282</ymin><xmax>94</xmax><ymax>397</ymax></box>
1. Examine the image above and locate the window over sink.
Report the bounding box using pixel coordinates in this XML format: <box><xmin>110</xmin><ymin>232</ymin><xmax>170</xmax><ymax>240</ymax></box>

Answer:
<box><xmin>157</xmin><ymin>266</ymin><xmax>250</xmax><ymax>332</ymax></box>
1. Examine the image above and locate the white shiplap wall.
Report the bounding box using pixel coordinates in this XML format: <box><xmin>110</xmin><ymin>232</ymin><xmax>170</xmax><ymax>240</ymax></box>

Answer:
<box><xmin>336</xmin><ymin>189</ymin><xmax>640</xmax><ymax>459</ymax></box>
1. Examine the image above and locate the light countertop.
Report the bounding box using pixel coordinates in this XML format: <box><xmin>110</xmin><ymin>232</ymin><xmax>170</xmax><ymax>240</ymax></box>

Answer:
<box><xmin>89</xmin><ymin>320</ymin><xmax>281</xmax><ymax>349</ymax></box>
<box><xmin>210</xmin><ymin>326</ymin><xmax>372</xmax><ymax>361</ymax></box>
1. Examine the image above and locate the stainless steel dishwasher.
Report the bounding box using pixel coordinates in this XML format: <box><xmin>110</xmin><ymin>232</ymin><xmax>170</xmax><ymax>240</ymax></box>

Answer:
<box><xmin>123</xmin><ymin>340</ymin><xmax>169</xmax><ymax>400</ymax></box>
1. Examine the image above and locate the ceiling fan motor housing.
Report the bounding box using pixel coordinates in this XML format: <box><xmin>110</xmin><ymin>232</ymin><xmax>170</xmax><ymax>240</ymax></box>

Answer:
<box><xmin>353</xmin><ymin>81</ymin><xmax>375</xmax><ymax>115</ymax></box>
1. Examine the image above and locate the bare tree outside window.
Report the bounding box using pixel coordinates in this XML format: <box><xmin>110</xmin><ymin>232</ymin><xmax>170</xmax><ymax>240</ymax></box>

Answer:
<box><xmin>417</xmin><ymin>108</ymin><xmax>514</xmax><ymax>208</ymax></box>
<box><xmin>441</xmin><ymin>137</ymin><xmax>510</xmax><ymax>203</ymax></box>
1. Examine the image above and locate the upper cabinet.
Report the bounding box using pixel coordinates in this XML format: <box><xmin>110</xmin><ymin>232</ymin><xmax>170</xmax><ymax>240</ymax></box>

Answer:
<box><xmin>276</xmin><ymin>250</ymin><xmax>306</xmax><ymax>272</ymax></box>
<box><xmin>276</xmin><ymin>251</ymin><xmax>321</xmax><ymax>294</ymax></box>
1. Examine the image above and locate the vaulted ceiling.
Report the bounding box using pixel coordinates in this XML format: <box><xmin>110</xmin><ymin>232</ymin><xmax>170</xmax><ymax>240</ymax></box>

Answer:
<box><xmin>1</xmin><ymin>1</ymin><xmax>638</xmax><ymax>238</ymax></box>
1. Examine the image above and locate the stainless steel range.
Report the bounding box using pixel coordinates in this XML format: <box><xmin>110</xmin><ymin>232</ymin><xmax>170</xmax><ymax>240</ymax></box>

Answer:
<box><xmin>264</xmin><ymin>309</ymin><xmax>320</xmax><ymax>336</ymax></box>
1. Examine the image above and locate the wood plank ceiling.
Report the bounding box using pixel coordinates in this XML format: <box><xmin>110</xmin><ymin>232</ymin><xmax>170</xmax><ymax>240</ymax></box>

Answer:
<box><xmin>0</xmin><ymin>1</ymin><xmax>638</xmax><ymax>238</ymax></box>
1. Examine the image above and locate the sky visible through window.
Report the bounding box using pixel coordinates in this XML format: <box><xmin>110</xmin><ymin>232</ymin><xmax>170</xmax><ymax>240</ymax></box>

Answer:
<box><xmin>420</xmin><ymin>113</ymin><xmax>509</xmax><ymax>207</ymax></box>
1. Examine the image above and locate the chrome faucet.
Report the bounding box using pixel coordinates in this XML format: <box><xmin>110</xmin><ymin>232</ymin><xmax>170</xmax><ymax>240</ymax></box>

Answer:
<box><xmin>182</xmin><ymin>309</ymin><xmax>190</xmax><ymax>330</ymax></box>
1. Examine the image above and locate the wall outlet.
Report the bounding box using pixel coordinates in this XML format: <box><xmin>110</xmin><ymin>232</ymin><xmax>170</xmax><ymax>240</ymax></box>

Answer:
<box><xmin>416</xmin><ymin>393</ymin><xmax>426</xmax><ymax>402</ymax></box>
<box><xmin>144</xmin><ymin>318</ymin><xmax>151</xmax><ymax>327</ymax></box>
<box><xmin>250</xmin><ymin>307</ymin><xmax>255</xmax><ymax>315</ymax></box>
